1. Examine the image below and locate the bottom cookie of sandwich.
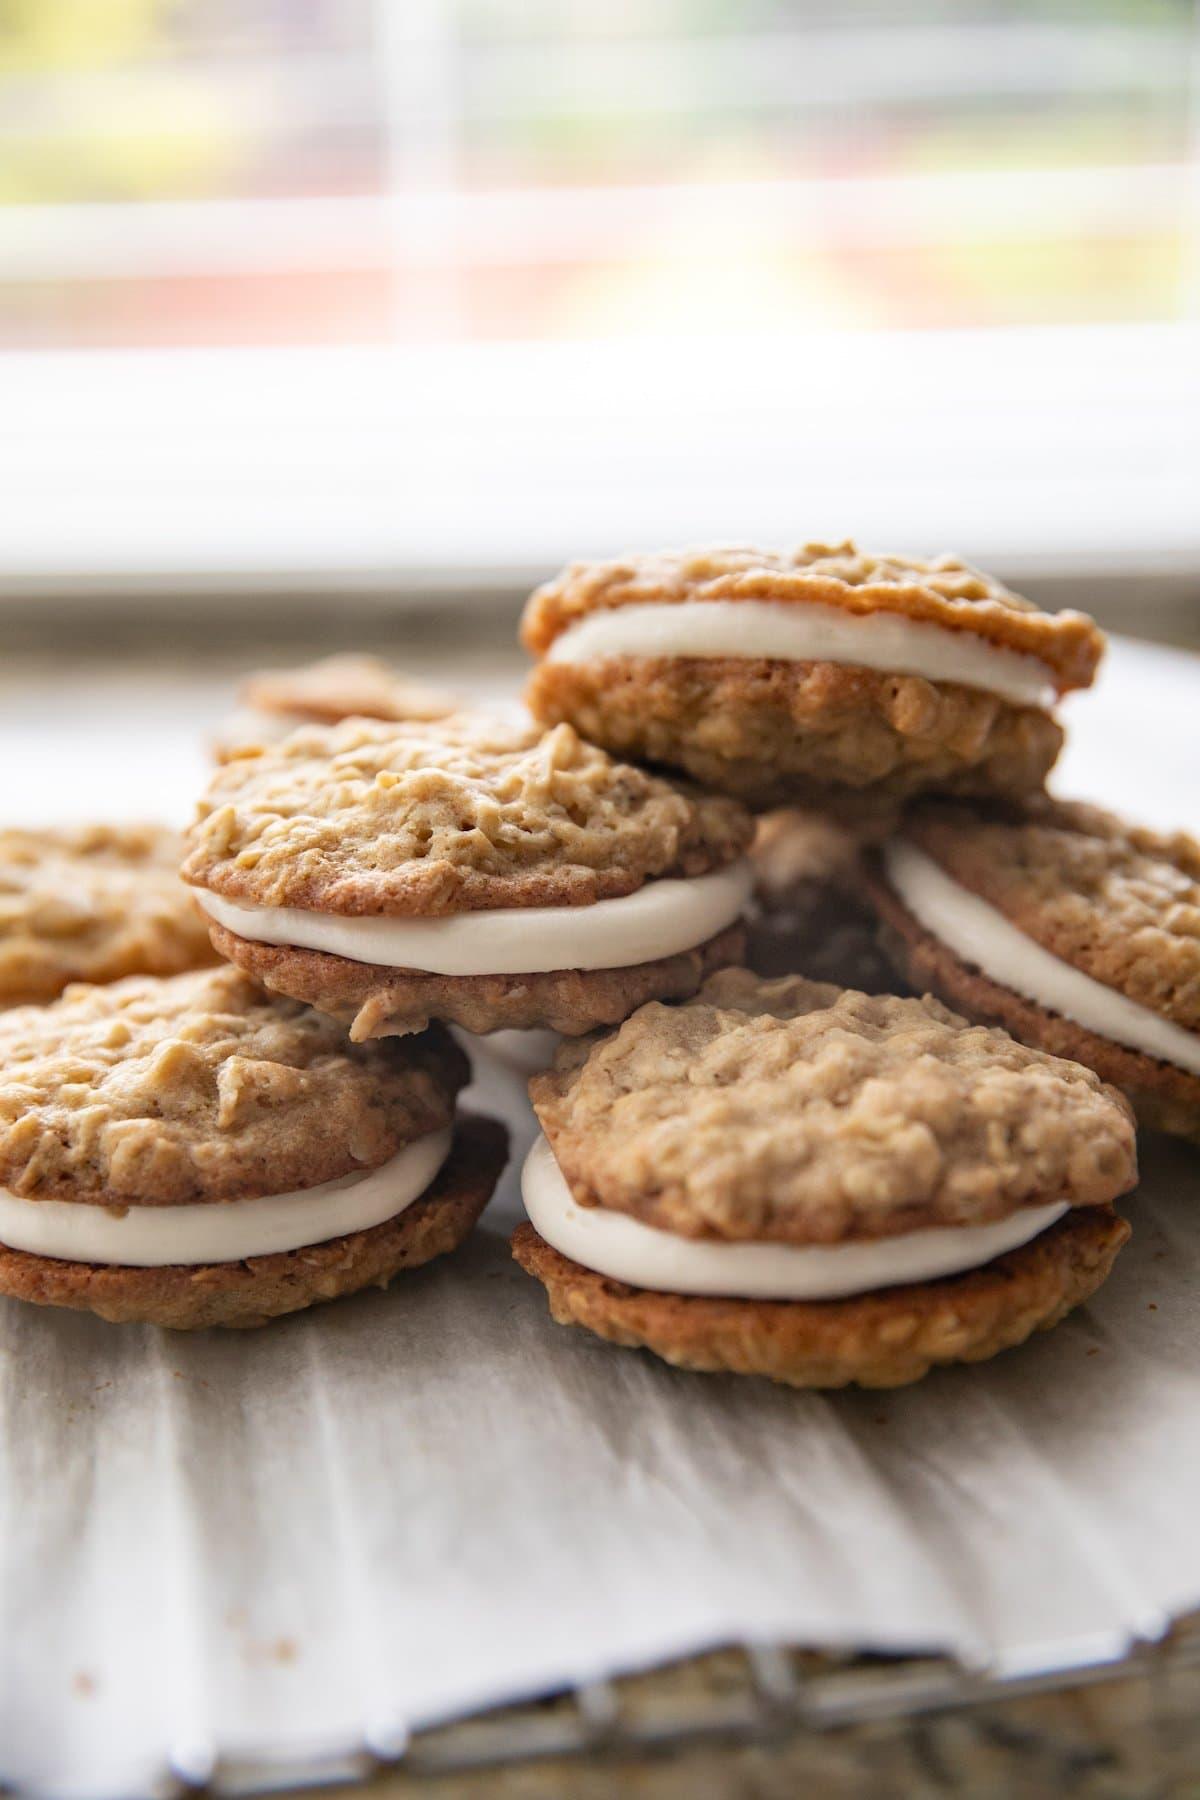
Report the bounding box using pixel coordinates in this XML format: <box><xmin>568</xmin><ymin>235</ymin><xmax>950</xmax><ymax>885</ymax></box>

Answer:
<box><xmin>512</xmin><ymin>1206</ymin><xmax>1128</xmax><ymax>1391</ymax></box>
<box><xmin>0</xmin><ymin>1115</ymin><xmax>507</xmax><ymax>1331</ymax></box>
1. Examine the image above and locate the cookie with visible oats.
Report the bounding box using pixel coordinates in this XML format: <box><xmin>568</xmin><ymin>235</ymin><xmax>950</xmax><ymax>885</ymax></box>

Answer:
<box><xmin>745</xmin><ymin>809</ymin><xmax>904</xmax><ymax>994</ymax></box>
<box><xmin>522</xmin><ymin>542</ymin><xmax>1104</xmax><ymax>814</ymax></box>
<box><xmin>512</xmin><ymin>1209</ymin><xmax>1128</xmax><ymax>1390</ymax></box>
<box><xmin>184</xmin><ymin>712</ymin><xmax>754</xmax><ymax>1040</ymax></box>
<box><xmin>0</xmin><ymin>824</ymin><xmax>217</xmax><ymax>1009</ymax></box>
<box><xmin>4</xmin><ymin>1117</ymin><xmax>505</xmax><ymax>1331</ymax></box>
<box><xmin>512</xmin><ymin>969</ymin><xmax>1134</xmax><ymax>1388</ymax></box>
<box><xmin>0</xmin><ymin>967</ymin><xmax>505</xmax><ymax>1328</ymax></box>
<box><xmin>867</xmin><ymin>797</ymin><xmax>1200</xmax><ymax>1146</ymax></box>
<box><xmin>213</xmin><ymin>653</ymin><xmax>459</xmax><ymax>759</ymax></box>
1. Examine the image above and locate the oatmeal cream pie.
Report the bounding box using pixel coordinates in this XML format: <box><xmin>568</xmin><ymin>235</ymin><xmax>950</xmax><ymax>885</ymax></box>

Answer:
<box><xmin>214</xmin><ymin>652</ymin><xmax>458</xmax><ymax>760</ymax></box>
<box><xmin>512</xmin><ymin>970</ymin><xmax>1135</xmax><ymax>1389</ymax></box>
<box><xmin>0</xmin><ymin>824</ymin><xmax>217</xmax><ymax>1008</ymax></box>
<box><xmin>867</xmin><ymin>798</ymin><xmax>1200</xmax><ymax>1146</ymax></box>
<box><xmin>183</xmin><ymin>712</ymin><xmax>754</xmax><ymax>1042</ymax></box>
<box><xmin>746</xmin><ymin>809</ymin><xmax>903</xmax><ymax>994</ymax></box>
<box><xmin>0</xmin><ymin>966</ymin><xmax>506</xmax><ymax>1329</ymax></box>
<box><xmin>521</xmin><ymin>542</ymin><xmax>1104</xmax><ymax>813</ymax></box>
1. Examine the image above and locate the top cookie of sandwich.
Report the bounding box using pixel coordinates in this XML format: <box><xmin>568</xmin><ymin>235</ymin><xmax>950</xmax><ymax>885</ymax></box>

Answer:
<box><xmin>521</xmin><ymin>543</ymin><xmax>1103</xmax><ymax>814</ymax></box>
<box><xmin>0</xmin><ymin>965</ymin><xmax>467</xmax><ymax>1205</ymax></box>
<box><xmin>530</xmin><ymin>967</ymin><xmax>1136</xmax><ymax>1244</ymax></box>
<box><xmin>0</xmin><ymin>824</ymin><xmax>217</xmax><ymax>1008</ymax></box>
<box><xmin>522</xmin><ymin>542</ymin><xmax>1104</xmax><ymax>689</ymax></box>
<box><xmin>184</xmin><ymin>713</ymin><xmax>752</xmax><ymax>916</ymax></box>
<box><xmin>903</xmin><ymin>798</ymin><xmax>1200</xmax><ymax>1030</ymax></box>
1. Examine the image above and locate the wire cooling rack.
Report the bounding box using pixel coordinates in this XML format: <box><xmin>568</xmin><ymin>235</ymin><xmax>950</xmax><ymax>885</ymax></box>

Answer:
<box><xmin>178</xmin><ymin>1621</ymin><xmax>1200</xmax><ymax>1796</ymax></box>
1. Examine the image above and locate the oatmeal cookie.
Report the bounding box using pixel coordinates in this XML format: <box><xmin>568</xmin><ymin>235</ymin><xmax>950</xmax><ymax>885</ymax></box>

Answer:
<box><xmin>209</xmin><ymin>918</ymin><xmax>745</xmax><ymax>1042</ymax></box>
<box><xmin>522</xmin><ymin>542</ymin><xmax>1102</xmax><ymax>811</ymax></box>
<box><xmin>530</xmin><ymin>970</ymin><xmax>1136</xmax><ymax>1243</ymax></box>
<box><xmin>1</xmin><ymin>1114</ymin><xmax>506</xmax><ymax>1330</ymax></box>
<box><xmin>522</xmin><ymin>543</ymin><xmax>1103</xmax><ymax>679</ymax></box>
<box><xmin>512</xmin><ymin>1207</ymin><xmax>1128</xmax><ymax>1390</ymax></box>
<box><xmin>185</xmin><ymin>714</ymin><xmax>749</xmax><ymax>914</ymax></box>
<box><xmin>0</xmin><ymin>968</ymin><xmax>501</xmax><ymax>1327</ymax></box>
<box><xmin>867</xmin><ymin>798</ymin><xmax>1200</xmax><ymax>1144</ymax></box>
<box><xmin>0</xmin><ymin>824</ymin><xmax>217</xmax><ymax>1007</ymax></box>
<box><xmin>0</xmin><ymin>965</ymin><xmax>466</xmax><ymax>1204</ymax></box>
<box><xmin>513</xmin><ymin>970</ymin><xmax>1133</xmax><ymax>1388</ymax></box>
<box><xmin>184</xmin><ymin>714</ymin><xmax>754</xmax><ymax>1040</ymax></box>
<box><xmin>214</xmin><ymin>653</ymin><xmax>458</xmax><ymax>759</ymax></box>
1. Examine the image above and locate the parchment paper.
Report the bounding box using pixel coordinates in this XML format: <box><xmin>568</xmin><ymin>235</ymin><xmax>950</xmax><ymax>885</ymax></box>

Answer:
<box><xmin>0</xmin><ymin>638</ymin><xmax>1197</xmax><ymax>1798</ymax></box>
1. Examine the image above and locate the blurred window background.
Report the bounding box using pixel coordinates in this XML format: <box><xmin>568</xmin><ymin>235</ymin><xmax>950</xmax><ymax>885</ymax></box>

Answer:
<box><xmin>2</xmin><ymin>0</ymin><xmax>1196</xmax><ymax>347</ymax></box>
<box><xmin>0</xmin><ymin>0</ymin><xmax>1197</xmax><ymax>630</ymax></box>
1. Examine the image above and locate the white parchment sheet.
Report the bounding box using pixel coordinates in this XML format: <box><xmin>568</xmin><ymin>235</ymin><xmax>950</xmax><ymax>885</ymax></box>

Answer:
<box><xmin>0</xmin><ymin>638</ymin><xmax>1197</xmax><ymax>1797</ymax></box>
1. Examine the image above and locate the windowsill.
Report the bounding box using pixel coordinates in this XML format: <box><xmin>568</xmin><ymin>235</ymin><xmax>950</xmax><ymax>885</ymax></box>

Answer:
<box><xmin>2</xmin><ymin>321</ymin><xmax>1196</xmax><ymax>605</ymax></box>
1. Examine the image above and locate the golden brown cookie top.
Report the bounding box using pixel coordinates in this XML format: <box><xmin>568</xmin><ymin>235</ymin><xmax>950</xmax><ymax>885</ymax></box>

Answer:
<box><xmin>530</xmin><ymin>968</ymin><xmax>1136</xmax><ymax>1245</ymax></box>
<box><xmin>0</xmin><ymin>824</ymin><xmax>217</xmax><ymax>1008</ymax></box>
<box><xmin>0</xmin><ymin>966</ymin><xmax>467</xmax><ymax>1205</ymax></box>
<box><xmin>521</xmin><ymin>541</ymin><xmax>1104</xmax><ymax>692</ymax></box>
<box><xmin>184</xmin><ymin>712</ymin><xmax>753</xmax><ymax>916</ymax></box>
<box><xmin>905</xmin><ymin>797</ymin><xmax>1200</xmax><ymax>1033</ymax></box>
<box><xmin>240</xmin><ymin>653</ymin><xmax>458</xmax><ymax>728</ymax></box>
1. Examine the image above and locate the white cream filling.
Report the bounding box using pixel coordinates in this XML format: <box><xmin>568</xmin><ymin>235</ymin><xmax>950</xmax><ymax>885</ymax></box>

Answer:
<box><xmin>521</xmin><ymin>1136</ymin><xmax>1068</xmax><ymax>1300</ymax></box>
<box><xmin>885</xmin><ymin>840</ymin><xmax>1200</xmax><ymax>1078</ymax></box>
<box><xmin>0</xmin><ymin>1128</ymin><xmax>452</xmax><ymax>1269</ymax></box>
<box><xmin>460</xmin><ymin>1028</ymin><xmax>563</xmax><ymax>1078</ymax></box>
<box><xmin>545</xmin><ymin>600</ymin><xmax>1056</xmax><ymax>709</ymax></box>
<box><xmin>197</xmin><ymin>859</ymin><xmax>753</xmax><ymax>977</ymax></box>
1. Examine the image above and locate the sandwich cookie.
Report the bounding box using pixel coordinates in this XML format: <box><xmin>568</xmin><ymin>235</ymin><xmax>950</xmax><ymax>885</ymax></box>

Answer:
<box><xmin>868</xmin><ymin>798</ymin><xmax>1200</xmax><ymax>1146</ymax></box>
<box><xmin>521</xmin><ymin>542</ymin><xmax>1103</xmax><ymax>814</ymax></box>
<box><xmin>513</xmin><ymin>970</ymin><xmax>1135</xmax><ymax>1388</ymax></box>
<box><xmin>0</xmin><ymin>966</ymin><xmax>505</xmax><ymax>1328</ymax></box>
<box><xmin>184</xmin><ymin>713</ymin><xmax>754</xmax><ymax>1041</ymax></box>
<box><xmin>0</xmin><ymin>824</ymin><xmax>217</xmax><ymax>1008</ymax></box>
<box><xmin>214</xmin><ymin>653</ymin><xmax>458</xmax><ymax>760</ymax></box>
<box><xmin>746</xmin><ymin>809</ymin><xmax>904</xmax><ymax>994</ymax></box>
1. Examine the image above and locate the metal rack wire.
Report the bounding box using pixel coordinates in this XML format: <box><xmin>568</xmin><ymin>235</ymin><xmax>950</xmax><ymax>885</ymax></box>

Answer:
<box><xmin>190</xmin><ymin>1622</ymin><xmax>1200</xmax><ymax>1796</ymax></box>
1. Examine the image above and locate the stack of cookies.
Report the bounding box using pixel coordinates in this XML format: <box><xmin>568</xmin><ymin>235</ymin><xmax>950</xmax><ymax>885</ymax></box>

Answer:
<box><xmin>0</xmin><ymin>685</ymin><xmax>513</xmax><ymax>1330</ymax></box>
<box><xmin>506</xmin><ymin>539</ymin><xmax>1197</xmax><ymax>1388</ymax></box>
<box><xmin>1</xmin><ymin>540</ymin><xmax>1190</xmax><ymax>1385</ymax></box>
